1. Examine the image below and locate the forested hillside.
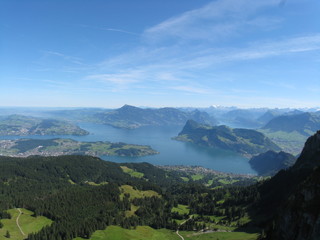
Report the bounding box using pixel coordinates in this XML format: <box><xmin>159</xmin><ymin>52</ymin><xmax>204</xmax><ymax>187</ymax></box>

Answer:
<box><xmin>175</xmin><ymin>120</ymin><xmax>280</xmax><ymax>156</ymax></box>
<box><xmin>0</xmin><ymin>155</ymin><xmax>260</xmax><ymax>240</ymax></box>
<box><xmin>249</xmin><ymin>150</ymin><xmax>296</xmax><ymax>176</ymax></box>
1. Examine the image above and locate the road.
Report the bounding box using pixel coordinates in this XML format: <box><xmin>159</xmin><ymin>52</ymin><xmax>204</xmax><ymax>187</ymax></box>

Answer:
<box><xmin>16</xmin><ymin>208</ymin><xmax>26</xmax><ymax>237</ymax></box>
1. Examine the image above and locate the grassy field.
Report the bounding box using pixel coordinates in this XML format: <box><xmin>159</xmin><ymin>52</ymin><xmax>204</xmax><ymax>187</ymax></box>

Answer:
<box><xmin>171</xmin><ymin>204</ymin><xmax>190</xmax><ymax>215</ymax></box>
<box><xmin>73</xmin><ymin>226</ymin><xmax>259</xmax><ymax>240</ymax></box>
<box><xmin>181</xmin><ymin>177</ymin><xmax>190</xmax><ymax>182</ymax></box>
<box><xmin>125</xmin><ymin>204</ymin><xmax>139</xmax><ymax>217</ymax></box>
<box><xmin>218</xmin><ymin>179</ymin><xmax>239</xmax><ymax>185</ymax></box>
<box><xmin>119</xmin><ymin>185</ymin><xmax>160</xmax><ymax>200</ymax></box>
<box><xmin>0</xmin><ymin>208</ymin><xmax>52</xmax><ymax>240</ymax></box>
<box><xmin>73</xmin><ymin>226</ymin><xmax>179</xmax><ymax>240</ymax></box>
<box><xmin>191</xmin><ymin>174</ymin><xmax>205</xmax><ymax>181</ymax></box>
<box><xmin>120</xmin><ymin>166</ymin><xmax>144</xmax><ymax>178</ymax></box>
<box><xmin>180</xmin><ymin>231</ymin><xmax>259</xmax><ymax>240</ymax></box>
<box><xmin>86</xmin><ymin>181</ymin><xmax>108</xmax><ymax>186</ymax></box>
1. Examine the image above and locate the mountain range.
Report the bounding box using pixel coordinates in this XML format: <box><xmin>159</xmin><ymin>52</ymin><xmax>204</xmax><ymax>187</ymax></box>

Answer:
<box><xmin>262</xmin><ymin>112</ymin><xmax>320</xmax><ymax>136</ymax></box>
<box><xmin>93</xmin><ymin>105</ymin><xmax>218</xmax><ymax>129</ymax></box>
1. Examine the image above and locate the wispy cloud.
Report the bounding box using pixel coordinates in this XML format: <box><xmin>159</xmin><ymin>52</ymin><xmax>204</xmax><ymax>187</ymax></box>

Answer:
<box><xmin>259</xmin><ymin>80</ymin><xmax>297</xmax><ymax>90</ymax></box>
<box><xmin>143</xmin><ymin>0</ymin><xmax>280</xmax><ymax>43</ymax></box>
<box><xmin>41</xmin><ymin>50</ymin><xmax>84</xmax><ymax>65</ymax></box>
<box><xmin>87</xmin><ymin>72</ymin><xmax>141</xmax><ymax>85</ymax></box>
<box><xmin>169</xmin><ymin>85</ymin><xmax>210</xmax><ymax>94</ymax></box>
<box><xmin>81</xmin><ymin>0</ymin><xmax>319</xmax><ymax>104</ymax></box>
<box><xmin>77</xmin><ymin>24</ymin><xmax>139</xmax><ymax>36</ymax></box>
<box><xmin>89</xmin><ymin>33</ymin><xmax>320</xmax><ymax>85</ymax></box>
<box><xmin>101</xmin><ymin>28</ymin><xmax>139</xmax><ymax>36</ymax></box>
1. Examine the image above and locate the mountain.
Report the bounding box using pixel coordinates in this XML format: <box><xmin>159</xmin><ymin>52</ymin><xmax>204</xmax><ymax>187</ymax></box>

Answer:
<box><xmin>258</xmin><ymin>130</ymin><xmax>320</xmax><ymax>240</ymax></box>
<box><xmin>249</xmin><ymin>150</ymin><xmax>296</xmax><ymax>176</ymax></box>
<box><xmin>44</xmin><ymin>108</ymin><xmax>109</xmax><ymax>121</ymax></box>
<box><xmin>175</xmin><ymin>120</ymin><xmax>281</xmax><ymax>156</ymax></box>
<box><xmin>262</xmin><ymin>112</ymin><xmax>320</xmax><ymax>136</ymax></box>
<box><xmin>218</xmin><ymin>109</ymin><xmax>267</xmax><ymax>128</ymax></box>
<box><xmin>94</xmin><ymin>105</ymin><xmax>218</xmax><ymax>129</ymax></box>
<box><xmin>256</xmin><ymin>110</ymin><xmax>284</xmax><ymax>125</ymax></box>
<box><xmin>0</xmin><ymin>115</ymin><xmax>89</xmax><ymax>136</ymax></box>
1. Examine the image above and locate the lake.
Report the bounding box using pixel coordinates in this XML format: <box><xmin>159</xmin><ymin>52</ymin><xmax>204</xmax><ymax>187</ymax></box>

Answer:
<box><xmin>0</xmin><ymin>122</ymin><xmax>256</xmax><ymax>175</ymax></box>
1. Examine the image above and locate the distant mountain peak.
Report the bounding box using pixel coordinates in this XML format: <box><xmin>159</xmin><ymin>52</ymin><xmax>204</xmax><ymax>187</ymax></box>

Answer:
<box><xmin>183</xmin><ymin>119</ymin><xmax>202</xmax><ymax>130</ymax></box>
<box><xmin>119</xmin><ymin>104</ymin><xmax>138</xmax><ymax>110</ymax></box>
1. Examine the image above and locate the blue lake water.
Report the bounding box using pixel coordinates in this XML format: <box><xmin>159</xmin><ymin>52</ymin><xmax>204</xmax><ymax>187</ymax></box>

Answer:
<box><xmin>0</xmin><ymin>122</ymin><xmax>256</xmax><ymax>175</ymax></box>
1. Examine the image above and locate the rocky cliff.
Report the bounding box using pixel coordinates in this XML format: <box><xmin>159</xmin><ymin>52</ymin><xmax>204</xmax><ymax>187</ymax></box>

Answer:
<box><xmin>260</xmin><ymin>131</ymin><xmax>320</xmax><ymax>240</ymax></box>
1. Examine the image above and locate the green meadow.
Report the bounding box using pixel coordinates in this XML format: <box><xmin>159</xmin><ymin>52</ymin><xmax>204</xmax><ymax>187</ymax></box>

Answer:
<box><xmin>180</xmin><ymin>231</ymin><xmax>259</xmax><ymax>240</ymax></box>
<box><xmin>0</xmin><ymin>208</ymin><xmax>52</xmax><ymax>240</ymax></box>
<box><xmin>73</xmin><ymin>226</ymin><xmax>179</xmax><ymax>240</ymax></box>
<box><xmin>120</xmin><ymin>166</ymin><xmax>144</xmax><ymax>178</ymax></box>
<box><xmin>119</xmin><ymin>185</ymin><xmax>161</xmax><ymax>200</ymax></box>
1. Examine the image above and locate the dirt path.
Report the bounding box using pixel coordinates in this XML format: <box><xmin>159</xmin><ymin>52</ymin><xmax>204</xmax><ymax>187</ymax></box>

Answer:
<box><xmin>16</xmin><ymin>208</ymin><xmax>26</xmax><ymax>237</ymax></box>
<box><xmin>176</xmin><ymin>217</ymin><xmax>192</xmax><ymax>240</ymax></box>
<box><xmin>176</xmin><ymin>229</ymin><xmax>184</xmax><ymax>240</ymax></box>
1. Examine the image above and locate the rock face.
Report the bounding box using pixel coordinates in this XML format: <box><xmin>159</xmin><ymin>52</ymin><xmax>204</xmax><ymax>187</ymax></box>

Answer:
<box><xmin>260</xmin><ymin>131</ymin><xmax>320</xmax><ymax>240</ymax></box>
<box><xmin>294</xmin><ymin>130</ymin><xmax>320</xmax><ymax>170</ymax></box>
<box><xmin>249</xmin><ymin>150</ymin><xmax>296</xmax><ymax>176</ymax></box>
<box><xmin>175</xmin><ymin>120</ymin><xmax>280</xmax><ymax>156</ymax></box>
<box><xmin>270</xmin><ymin>167</ymin><xmax>320</xmax><ymax>240</ymax></box>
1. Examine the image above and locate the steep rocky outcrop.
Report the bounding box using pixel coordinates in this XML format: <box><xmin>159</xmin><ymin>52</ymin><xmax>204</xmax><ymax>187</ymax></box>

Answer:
<box><xmin>259</xmin><ymin>131</ymin><xmax>320</xmax><ymax>240</ymax></box>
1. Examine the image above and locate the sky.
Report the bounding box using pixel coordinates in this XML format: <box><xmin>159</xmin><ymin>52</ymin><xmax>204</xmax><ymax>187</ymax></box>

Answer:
<box><xmin>0</xmin><ymin>0</ymin><xmax>320</xmax><ymax>109</ymax></box>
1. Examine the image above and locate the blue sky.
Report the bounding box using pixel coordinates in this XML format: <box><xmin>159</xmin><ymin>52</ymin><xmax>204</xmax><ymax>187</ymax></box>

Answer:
<box><xmin>1</xmin><ymin>0</ymin><xmax>319</xmax><ymax>108</ymax></box>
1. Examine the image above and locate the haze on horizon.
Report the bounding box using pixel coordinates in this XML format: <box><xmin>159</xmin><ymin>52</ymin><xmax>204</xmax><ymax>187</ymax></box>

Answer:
<box><xmin>1</xmin><ymin>0</ymin><xmax>319</xmax><ymax>109</ymax></box>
